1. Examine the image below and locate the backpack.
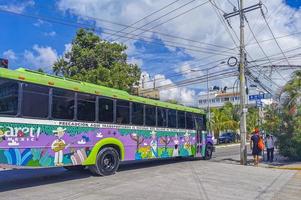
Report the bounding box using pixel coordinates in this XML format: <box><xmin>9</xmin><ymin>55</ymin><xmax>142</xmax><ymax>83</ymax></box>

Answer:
<box><xmin>258</xmin><ymin>136</ymin><xmax>265</xmax><ymax>151</ymax></box>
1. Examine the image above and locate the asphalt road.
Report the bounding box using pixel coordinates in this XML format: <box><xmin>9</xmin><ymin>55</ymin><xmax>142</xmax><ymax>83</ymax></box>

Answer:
<box><xmin>0</xmin><ymin>145</ymin><xmax>298</xmax><ymax>200</ymax></box>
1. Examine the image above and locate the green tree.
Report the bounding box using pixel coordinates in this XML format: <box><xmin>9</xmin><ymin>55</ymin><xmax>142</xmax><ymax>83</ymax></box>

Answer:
<box><xmin>247</xmin><ymin>107</ymin><xmax>259</xmax><ymax>134</ymax></box>
<box><xmin>210</xmin><ymin>107</ymin><xmax>226</xmax><ymax>139</ymax></box>
<box><xmin>220</xmin><ymin>102</ymin><xmax>239</xmax><ymax>131</ymax></box>
<box><xmin>263</xmin><ymin>70</ymin><xmax>301</xmax><ymax>160</ymax></box>
<box><xmin>53</xmin><ymin>29</ymin><xmax>141</xmax><ymax>91</ymax></box>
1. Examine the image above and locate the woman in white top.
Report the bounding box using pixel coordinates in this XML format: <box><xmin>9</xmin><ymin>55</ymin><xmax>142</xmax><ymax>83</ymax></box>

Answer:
<box><xmin>266</xmin><ymin>134</ymin><xmax>275</xmax><ymax>162</ymax></box>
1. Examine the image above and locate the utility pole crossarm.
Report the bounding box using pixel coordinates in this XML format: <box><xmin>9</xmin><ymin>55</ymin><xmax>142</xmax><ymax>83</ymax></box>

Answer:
<box><xmin>223</xmin><ymin>3</ymin><xmax>262</xmax><ymax>19</ymax></box>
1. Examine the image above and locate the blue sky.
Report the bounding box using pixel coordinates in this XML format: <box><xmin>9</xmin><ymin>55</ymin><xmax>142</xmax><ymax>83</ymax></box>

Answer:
<box><xmin>0</xmin><ymin>0</ymin><xmax>191</xmax><ymax>75</ymax></box>
<box><xmin>0</xmin><ymin>0</ymin><xmax>300</xmax><ymax>104</ymax></box>
<box><xmin>286</xmin><ymin>0</ymin><xmax>301</xmax><ymax>9</ymax></box>
<box><xmin>0</xmin><ymin>0</ymin><xmax>299</xmax><ymax>72</ymax></box>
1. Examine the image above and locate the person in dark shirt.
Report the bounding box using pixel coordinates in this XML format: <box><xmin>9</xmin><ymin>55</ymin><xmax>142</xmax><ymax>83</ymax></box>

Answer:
<box><xmin>250</xmin><ymin>128</ymin><xmax>261</xmax><ymax>166</ymax></box>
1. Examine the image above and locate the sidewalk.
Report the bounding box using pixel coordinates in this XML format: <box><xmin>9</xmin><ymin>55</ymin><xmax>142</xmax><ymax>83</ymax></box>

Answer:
<box><xmin>212</xmin><ymin>147</ymin><xmax>301</xmax><ymax>170</ymax></box>
<box><xmin>260</xmin><ymin>149</ymin><xmax>301</xmax><ymax>170</ymax></box>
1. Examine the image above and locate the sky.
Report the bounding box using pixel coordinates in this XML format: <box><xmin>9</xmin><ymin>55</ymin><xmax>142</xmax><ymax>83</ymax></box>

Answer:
<box><xmin>0</xmin><ymin>0</ymin><xmax>301</xmax><ymax>105</ymax></box>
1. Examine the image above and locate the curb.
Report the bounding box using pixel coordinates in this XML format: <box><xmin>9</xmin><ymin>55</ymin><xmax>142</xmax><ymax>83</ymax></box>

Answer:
<box><xmin>274</xmin><ymin>166</ymin><xmax>301</xmax><ymax>170</ymax></box>
<box><xmin>265</xmin><ymin>166</ymin><xmax>301</xmax><ymax>170</ymax></box>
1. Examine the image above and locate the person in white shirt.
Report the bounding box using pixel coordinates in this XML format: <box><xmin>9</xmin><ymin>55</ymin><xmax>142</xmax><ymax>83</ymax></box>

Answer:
<box><xmin>266</xmin><ymin>134</ymin><xmax>275</xmax><ymax>162</ymax></box>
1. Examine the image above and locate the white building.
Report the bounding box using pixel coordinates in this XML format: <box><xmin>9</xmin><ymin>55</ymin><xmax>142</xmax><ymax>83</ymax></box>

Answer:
<box><xmin>198</xmin><ymin>90</ymin><xmax>272</xmax><ymax>109</ymax></box>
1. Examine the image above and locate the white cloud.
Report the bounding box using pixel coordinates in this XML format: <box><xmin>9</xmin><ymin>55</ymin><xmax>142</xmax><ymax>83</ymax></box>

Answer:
<box><xmin>3</xmin><ymin>49</ymin><xmax>17</xmax><ymax>60</ymax></box>
<box><xmin>141</xmin><ymin>71</ymin><xmax>196</xmax><ymax>106</ymax></box>
<box><xmin>24</xmin><ymin>45</ymin><xmax>58</xmax><ymax>71</ymax></box>
<box><xmin>33</xmin><ymin>19</ymin><xmax>45</xmax><ymax>27</ymax></box>
<box><xmin>64</xmin><ymin>43</ymin><xmax>72</xmax><ymax>54</ymax></box>
<box><xmin>44</xmin><ymin>31</ymin><xmax>56</xmax><ymax>37</ymax></box>
<box><xmin>128</xmin><ymin>57</ymin><xmax>143</xmax><ymax>67</ymax></box>
<box><xmin>56</xmin><ymin>0</ymin><xmax>301</xmax><ymax>95</ymax></box>
<box><xmin>0</xmin><ymin>0</ymin><xmax>34</xmax><ymax>13</ymax></box>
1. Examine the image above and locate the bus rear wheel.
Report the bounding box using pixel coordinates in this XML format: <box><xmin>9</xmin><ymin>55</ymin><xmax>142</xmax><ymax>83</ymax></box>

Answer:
<box><xmin>203</xmin><ymin>144</ymin><xmax>213</xmax><ymax>160</ymax></box>
<box><xmin>89</xmin><ymin>147</ymin><xmax>120</xmax><ymax>176</ymax></box>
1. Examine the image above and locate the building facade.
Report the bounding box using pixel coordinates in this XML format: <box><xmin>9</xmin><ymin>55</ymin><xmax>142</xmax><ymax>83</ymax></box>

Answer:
<box><xmin>198</xmin><ymin>90</ymin><xmax>272</xmax><ymax>109</ymax></box>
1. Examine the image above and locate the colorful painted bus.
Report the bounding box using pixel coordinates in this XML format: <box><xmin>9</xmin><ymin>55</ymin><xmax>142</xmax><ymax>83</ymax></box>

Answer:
<box><xmin>0</xmin><ymin>67</ymin><xmax>213</xmax><ymax>176</ymax></box>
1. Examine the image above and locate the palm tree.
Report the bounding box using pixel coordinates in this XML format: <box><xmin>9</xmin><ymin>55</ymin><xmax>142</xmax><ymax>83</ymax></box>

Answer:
<box><xmin>282</xmin><ymin>70</ymin><xmax>301</xmax><ymax>115</ymax></box>
<box><xmin>210</xmin><ymin>108</ymin><xmax>226</xmax><ymax>139</ymax></box>
<box><xmin>209</xmin><ymin>102</ymin><xmax>240</xmax><ymax>140</ymax></box>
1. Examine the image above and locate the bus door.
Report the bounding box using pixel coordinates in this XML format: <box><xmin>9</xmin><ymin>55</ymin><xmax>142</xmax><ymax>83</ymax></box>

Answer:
<box><xmin>195</xmin><ymin>117</ymin><xmax>206</xmax><ymax>157</ymax></box>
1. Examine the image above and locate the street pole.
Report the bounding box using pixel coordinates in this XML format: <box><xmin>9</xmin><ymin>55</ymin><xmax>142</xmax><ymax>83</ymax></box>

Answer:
<box><xmin>239</xmin><ymin>0</ymin><xmax>247</xmax><ymax>165</ymax></box>
<box><xmin>207</xmin><ymin>69</ymin><xmax>211</xmax><ymax>136</ymax></box>
<box><xmin>223</xmin><ymin>0</ymin><xmax>262</xmax><ymax>165</ymax></box>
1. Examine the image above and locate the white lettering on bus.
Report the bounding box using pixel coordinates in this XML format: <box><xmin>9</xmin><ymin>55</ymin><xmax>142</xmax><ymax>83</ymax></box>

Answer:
<box><xmin>0</xmin><ymin>126</ymin><xmax>41</xmax><ymax>138</ymax></box>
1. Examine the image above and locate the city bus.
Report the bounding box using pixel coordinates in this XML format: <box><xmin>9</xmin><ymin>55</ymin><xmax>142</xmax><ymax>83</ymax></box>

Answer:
<box><xmin>0</xmin><ymin>67</ymin><xmax>214</xmax><ymax>176</ymax></box>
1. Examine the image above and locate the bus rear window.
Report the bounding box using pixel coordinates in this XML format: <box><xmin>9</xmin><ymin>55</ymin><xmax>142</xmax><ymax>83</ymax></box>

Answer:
<box><xmin>0</xmin><ymin>78</ymin><xmax>18</xmax><ymax>115</ymax></box>
<box><xmin>186</xmin><ymin>112</ymin><xmax>194</xmax><ymax>129</ymax></box>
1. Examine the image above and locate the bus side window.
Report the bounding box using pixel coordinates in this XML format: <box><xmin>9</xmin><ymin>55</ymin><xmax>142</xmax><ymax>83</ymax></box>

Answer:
<box><xmin>167</xmin><ymin>109</ymin><xmax>177</xmax><ymax>128</ymax></box>
<box><xmin>116</xmin><ymin>100</ymin><xmax>130</xmax><ymax>124</ymax></box>
<box><xmin>195</xmin><ymin>116</ymin><xmax>204</xmax><ymax>130</ymax></box>
<box><xmin>22</xmin><ymin>83</ymin><xmax>49</xmax><ymax>118</ymax></box>
<box><xmin>98</xmin><ymin>97</ymin><xmax>113</xmax><ymax>123</ymax></box>
<box><xmin>77</xmin><ymin>93</ymin><xmax>96</xmax><ymax>122</ymax></box>
<box><xmin>0</xmin><ymin>78</ymin><xmax>19</xmax><ymax>116</ymax></box>
<box><xmin>132</xmin><ymin>102</ymin><xmax>144</xmax><ymax>125</ymax></box>
<box><xmin>157</xmin><ymin>107</ymin><xmax>167</xmax><ymax>127</ymax></box>
<box><xmin>145</xmin><ymin>105</ymin><xmax>156</xmax><ymax>126</ymax></box>
<box><xmin>186</xmin><ymin>112</ymin><xmax>194</xmax><ymax>129</ymax></box>
<box><xmin>52</xmin><ymin>88</ymin><xmax>75</xmax><ymax>120</ymax></box>
<box><xmin>177</xmin><ymin>111</ymin><xmax>186</xmax><ymax>129</ymax></box>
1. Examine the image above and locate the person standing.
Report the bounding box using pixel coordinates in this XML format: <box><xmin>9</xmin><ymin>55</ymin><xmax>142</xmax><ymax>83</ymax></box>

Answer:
<box><xmin>266</xmin><ymin>134</ymin><xmax>275</xmax><ymax>162</ymax></box>
<box><xmin>250</xmin><ymin>128</ymin><xmax>261</xmax><ymax>166</ymax></box>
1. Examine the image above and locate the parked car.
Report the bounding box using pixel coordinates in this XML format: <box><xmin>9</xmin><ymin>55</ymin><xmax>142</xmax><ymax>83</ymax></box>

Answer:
<box><xmin>218</xmin><ymin>132</ymin><xmax>238</xmax><ymax>144</ymax></box>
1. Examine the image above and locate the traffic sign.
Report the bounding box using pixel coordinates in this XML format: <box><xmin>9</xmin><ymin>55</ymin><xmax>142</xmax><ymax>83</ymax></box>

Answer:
<box><xmin>249</xmin><ymin>93</ymin><xmax>265</xmax><ymax>101</ymax></box>
<box><xmin>256</xmin><ymin>100</ymin><xmax>263</xmax><ymax>108</ymax></box>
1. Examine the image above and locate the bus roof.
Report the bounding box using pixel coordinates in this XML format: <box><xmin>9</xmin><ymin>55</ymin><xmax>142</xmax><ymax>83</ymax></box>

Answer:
<box><xmin>0</xmin><ymin>67</ymin><xmax>204</xmax><ymax>114</ymax></box>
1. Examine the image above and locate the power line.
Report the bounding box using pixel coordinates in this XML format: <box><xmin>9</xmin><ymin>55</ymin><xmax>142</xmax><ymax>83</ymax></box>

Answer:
<box><xmin>107</xmin><ymin>0</ymin><xmax>181</xmax><ymax>41</ymax></box>
<box><xmin>245</xmin><ymin>0</ymin><xmax>285</xmax><ymax>45</ymax></box>
<box><xmin>114</xmin><ymin>0</ymin><xmax>198</xmax><ymax>41</ymax></box>
<box><xmin>121</xmin><ymin>0</ymin><xmax>210</xmax><ymax>43</ymax></box>
<box><xmin>0</xmin><ymin>7</ymin><xmax>233</xmax><ymax>51</ymax></box>
<box><xmin>260</xmin><ymin>2</ymin><xmax>292</xmax><ymax>68</ymax></box>
<box><xmin>0</xmin><ymin>8</ymin><xmax>235</xmax><ymax>58</ymax></box>
<box><xmin>244</xmin><ymin>14</ymin><xmax>287</xmax><ymax>82</ymax></box>
<box><xmin>143</xmin><ymin>68</ymin><xmax>238</xmax><ymax>91</ymax></box>
<box><xmin>142</xmin><ymin>57</ymin><xmax>229</xmax><ymax>85</ymax></box>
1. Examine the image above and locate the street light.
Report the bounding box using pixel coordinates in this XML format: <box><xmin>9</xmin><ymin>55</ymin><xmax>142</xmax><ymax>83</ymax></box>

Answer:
<box><xmin>191</xmin><ymin>61</ymin><xmax>226</xmax><ymax>137</ymax></box>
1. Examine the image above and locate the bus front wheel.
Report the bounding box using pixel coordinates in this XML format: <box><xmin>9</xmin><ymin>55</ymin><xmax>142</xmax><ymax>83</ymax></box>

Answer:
<box><xmin>89</xmin><ymin>147</ymin><xmax>120</xmax><ymax>176</ymax></box>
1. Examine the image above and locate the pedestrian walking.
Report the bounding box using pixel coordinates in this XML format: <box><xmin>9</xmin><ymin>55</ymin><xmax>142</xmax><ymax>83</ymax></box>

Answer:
<box><xmin>265</xmin><ymin>134</ymin><xmax>275</xmax><ymax>162</ymax></box>
<box><xmin>250</xmin><ymin>128</ymin><xmax>263</xmax><ymax>166</ymax></box>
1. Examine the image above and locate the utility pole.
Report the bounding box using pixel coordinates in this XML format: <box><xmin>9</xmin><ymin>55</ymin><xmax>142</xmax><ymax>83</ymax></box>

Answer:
<box><xmin>238</xmin><ymin>0</ymin><xmax>247</xmax><ymax>166</ymax></box>
<box><xmin>224</xmin><ymin>1</ymin><xmax>262</xmax><ymax>165</ymax></box>
<box><xmin>206</xmin><ymin>69</ymin><xmax>211</xmax><ymax>135</ymax></box>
